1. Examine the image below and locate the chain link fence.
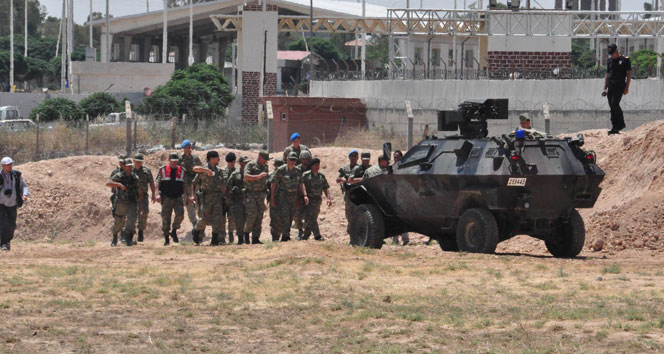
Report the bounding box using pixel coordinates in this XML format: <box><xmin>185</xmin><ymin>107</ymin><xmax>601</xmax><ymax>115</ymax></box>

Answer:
<box><xmin>0</xmin><ymin>115</ymin><xmax>267</xmax><ymax>164</ymax></box>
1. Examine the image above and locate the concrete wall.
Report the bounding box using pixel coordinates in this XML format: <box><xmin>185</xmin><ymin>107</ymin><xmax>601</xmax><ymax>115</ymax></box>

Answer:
<box><xmin>0</xmin><ymin>92</ymin><xmax>145</xmax><ymax>119</ymax></box>
<box><xmin>311</xmin><ymin>79</ymin><xmax>664</xmax><ymax>136</ymax></box>
<box><xmin>71</xmin><ymin>62</ymin><xmax>175</xmax><ymax>94</ymax></box>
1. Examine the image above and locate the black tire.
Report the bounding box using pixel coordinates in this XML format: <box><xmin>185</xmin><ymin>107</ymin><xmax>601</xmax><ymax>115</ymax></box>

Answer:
<box><xmin>438</xmin><ymin>235</ymin><xmax>459</xmax><ymax>252</ymax></box>
<box><xmin>545</xmin><ymin>210</ymin><xmax>585</xmax><ymax>258</ymax></box>
<box><xmin>349</xmin><ymin>204</ymin><xmax>385</xmax><ymax>249</ymax></box>
<box><xmin>455</xmin><ymin>208</ymin><xmax>499</xmax><ymax>254</ymax></box>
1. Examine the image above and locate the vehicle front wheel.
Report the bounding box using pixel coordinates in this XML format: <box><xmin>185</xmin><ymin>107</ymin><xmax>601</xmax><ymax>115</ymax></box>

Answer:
<box><xmin>349</xmin><ymin>204</ymin><xmax>385</xmax><ymax>249</ymax></box>
<box><xmin>545</xmin><ymin>210</ymin><xmax>585</xmax><ymax>258</ymax></box>
<box><xmin>456</xmin><ymin>208</ymin><xmax>499</xmax><ymax>254</ymax></box>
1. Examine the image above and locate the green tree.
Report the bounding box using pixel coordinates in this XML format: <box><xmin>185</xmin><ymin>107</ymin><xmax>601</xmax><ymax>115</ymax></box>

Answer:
<box><xmin>0</xmin><ymin>0</ymin><xmax>46</xmax><ymax>37</ymax></box>
<box><xmin>630</xmin><ymin>49</ymin><xmax>660</xmax><ymax>78</ymax></box>
<box><xmin>0</xmin><ymin>50</ymin><xmax>27</xmax><ymax>86</ymax></box>
<box><xmin>79</xmin><ymin>92</ymin><xmax>123</xmax><ymax>119</ymax></box>
<box><xmin>138</xmin><ymin>64</ymin><xmax>234</xmax><ymax>118</ymax></box>
<box><xmin>30</xmin><ymin>97</ymin><xmax>84</xmax><ymax>122</ymax></box>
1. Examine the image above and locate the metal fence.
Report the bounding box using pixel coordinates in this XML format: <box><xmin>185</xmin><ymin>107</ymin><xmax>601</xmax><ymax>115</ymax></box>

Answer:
<box><xmin>310</xmin><ymin>63</ymin><xmax>664</xmax><ymax>81</ymax></box>
<box><xmin>0</xmin><ymin>116</ymin><xmax>267</xmax><ymax>164</ymax></box>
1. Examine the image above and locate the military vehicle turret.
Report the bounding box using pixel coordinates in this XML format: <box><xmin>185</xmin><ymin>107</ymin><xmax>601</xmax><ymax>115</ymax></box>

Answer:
<box><xmin>346</xmin><ymin>99</ymin><xmax>604</xmax><ymax>258</ymax></box>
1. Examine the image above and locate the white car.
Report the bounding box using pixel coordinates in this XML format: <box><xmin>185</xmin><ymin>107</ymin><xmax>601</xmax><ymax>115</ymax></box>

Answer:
<box><xmin>0</xmin><ymin>106</ymin><xmax>21</xmax><ymax>121</ymax></box>
<box><xmin>0</xmin><ymin>119</ymin><xmax>36</xmax><ymax>132</ymax></box>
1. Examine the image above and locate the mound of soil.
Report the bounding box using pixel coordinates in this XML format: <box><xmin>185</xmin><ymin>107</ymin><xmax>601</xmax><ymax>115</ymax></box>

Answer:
<box><xmin>13</xmin><ymin>121</ymin><xmax>664</xmax><ymax>254</ymax></box>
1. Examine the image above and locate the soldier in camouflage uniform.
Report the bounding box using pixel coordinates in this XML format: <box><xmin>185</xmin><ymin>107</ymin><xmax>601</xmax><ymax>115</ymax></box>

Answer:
<box><xmin>268</xmin><ymin>158</ymin><xmax>285</xmax><ymax>242</ymax></box>
<box><xmin>106</xmin><ymin>158</ymin><xmax>140</xmax><ymax>247</ymax></box>
<box><xmin>133</xmin><ymin>154</ymin><xmax>155</xmax><ymax>243</ymax></box>
<box><xmin>348</xmin><ymin>152</ymin><xmax>372</xmax><ymax>184</ymax></box>
<box><xmin>191</xmin><ymin>151</ymin><xmax>226</xmax><ymax>246</ymax></box>
<box><xmin>293</xmin><ymin>150</ymin><xmax>312</xmax><ymax>239</ymax></box>
<box><xmin>227</xmin><ymin>156</ymin><xmax>249</xmax><ymax>244</ymax></box>
<box><xmin>282</xmin><ymin>132</ymin><xmax>310</xmax><ymax>164</ymax></box>
<box><xmin>110</xmin><ymin>155</ymin><xmax>127</xmax><ymax>243</ymax></box>
<box><xmin>336</xmin><ymin>149</ymin><xmax>359</xmax><ymax>233</ymax></box>
<box><xmin>243</xmin><ymin>151</ymin><xmax>270</xmax><ymax>244</ymax></box>
<box><xmin>178</xmin><ymin>139</ymin><xmax>202</xmax><ymax>229</ymax></box>
<box><xmin>362</xmin><ymin>155</ymin><xmax>389</xmax><ymax>180</ymax></box>
<box><xmin>221</xmin><ymin>153</ymin><xmax>237</xmax><ymax>243</ymax></box>
<box><xmin>156</xmin><ymin>153</ymin><xmax>187</xmax><ymax>246</ymax></box>
<box><xmin>271</xmin><ymin>152</ymin><xmax>304</xmax><ymax>242</ymax></box>
<box><xmin>302</xmin><ymin>158</ymin><xmax>332</xmax><ymax>241</ymax></box>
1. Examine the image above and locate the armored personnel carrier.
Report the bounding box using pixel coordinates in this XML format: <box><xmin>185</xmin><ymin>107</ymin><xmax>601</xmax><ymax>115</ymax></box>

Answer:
<box><xmin>346</xmin><ymin>99</ymin><xmax>604</xmax><ymax>258</ymax></box>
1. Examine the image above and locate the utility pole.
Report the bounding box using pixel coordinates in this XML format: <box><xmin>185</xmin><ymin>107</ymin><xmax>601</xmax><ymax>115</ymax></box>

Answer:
<box><xmin>361</xmin><ymin>0</ymin><xmax>366</xmax><ymax>79</ymax></box>
<box><xmin>61</xmin><ymin>0</ymin><xmax>66</xmax><ymax>91</ymax></box>
<box><xmin>188</xmin><ymin>0</ymin><xmax>193</xmax><ymax>66</ymax></box>
<box><xmin>309</xmin><ymin>0</ymin><xmax>314</xmax><ymax>83</ymax></box>
<box><xmin>89</xmin><ymin>0</ymin><xmax>93</xmax><ymax>48</ymax></box>
<box><xmin>162</xmin><ymin>0</ymin><xmax>168</xmax><ymax>64</ymax></box>
<box><xmin>10</xmin><ymin>0</ymin><xmax>14</xmax><ymax>93</ymax></box>
<box><xmin>24</xmin><ymin>0</ymin><xmax>28</xmax><ymax>57</ymax></box>
<box><xmin>68</xmin><ymin>0</ymin><xmax>74</xmax><ymax>93</ymax></box>
<box><xmin>105</xmin><ymin>0</ymin><xmax>110</xmax><ymax>62</ymax></box>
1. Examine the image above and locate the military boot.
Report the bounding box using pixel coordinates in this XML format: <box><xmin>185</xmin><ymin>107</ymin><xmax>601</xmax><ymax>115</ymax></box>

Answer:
<box><xmin>281</xmin><ymin>234</ymin><xmax>290</xmax><ymax>242</ymax></box>
<box><xmin>228</xmin><ymin>231</ymin><xmax>234</xmax><ymax>244</ymax></box>
<box><xmin>237</xmin><ymin>232</ymin><xmax>245</xmax><ymax>245</ymax></box>
<box><xmin>111</xmin><ymin>233</ymin><xmax>118</xmax><ymax>247</ymax></box>
<box><xmin>314</xmin><ymin>234</ymin><xmax>323</xmax><ymax>241</ymax></box>
<box><xmin>120</xmin><ymin>234</ymin><xmax>127</xmax><ymax>244</ymax></box>
<box><xmin>252</xmin><ymin>233</ymin><xmax>264</xmax><ymax>245</ymax></box>
<box><xmin>137</xmin><ymin>230</ymin><xmax>144</xmax><ymax>243</ymax></box>
<box><xmin>272</xmin><ymin>232</ymin><xmax>279</xmax><ymax>242</ymax></box>
<box><xmin>210</xmin><ymin>233</ymin><xmax>220</xmax><ymax>246</ymax></box>
<box><xmin>244</xmin><ymin>232</ymin><xmax>250</xmax><ymax>245</ymax></box>
<box><xmin>301</xmin><ymin>232</ymin><xmax>311</xmax><ymax>241</ymax></box>
<box><xmin>163</xmin><ymin>231</ymin><xmax>170</xmax><ymax>246</ymax></box>
<box><xmin>171</xmin><ymin>229</ymin><xmax>179</xmax><ymax>243</ymax></box>
<box><xmin>192</xmin><ymin>230</ymin><xmax>200</xmax><ymax>245</ymax></box>
<box><xmin>125</xmin><ymin>232</ymin><xmax>135</xmax><ymax>246</ymax></box>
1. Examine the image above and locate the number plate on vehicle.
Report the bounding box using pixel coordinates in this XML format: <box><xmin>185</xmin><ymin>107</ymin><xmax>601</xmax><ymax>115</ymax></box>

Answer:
<box><xmin>507</xmin><ymin>178</ymin><xmax>527</xmax><ymax>187</ymax></box>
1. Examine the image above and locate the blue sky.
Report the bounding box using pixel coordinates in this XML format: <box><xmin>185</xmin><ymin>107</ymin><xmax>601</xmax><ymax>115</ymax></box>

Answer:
<box><xmin>40</xmin><ymin>0</ymin><xmax>647</xmax><ymax>24</ymax></box>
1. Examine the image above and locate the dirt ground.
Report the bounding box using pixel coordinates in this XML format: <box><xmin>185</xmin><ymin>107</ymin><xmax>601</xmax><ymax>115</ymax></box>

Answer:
<box><xmin>1</xmin><ymin>122</ymin><xmax>663</xmax><ymax>352</ymax></box>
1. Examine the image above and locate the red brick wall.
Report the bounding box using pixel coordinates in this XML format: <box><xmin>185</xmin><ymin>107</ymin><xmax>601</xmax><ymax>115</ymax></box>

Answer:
<box><xmin>242</xmin><ymin>71</ymin><xmax>278</xmax><ymax>125</ymax></box>
<box><xmin>487</xmin><ymin>51</ymin><xmax>571</xmax><ymax>73</ymax></box>
<box><xmin>262</xmin><ymin>97</ymin><xmax>367</xmax><ymax>152</ymax></box>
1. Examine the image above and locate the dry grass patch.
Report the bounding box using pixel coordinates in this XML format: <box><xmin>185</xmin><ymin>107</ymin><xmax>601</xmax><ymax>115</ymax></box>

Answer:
<box><xmin>0</xmin><ymin>242</ymin><xmax>663</xmax><ymax>352</ymax></box>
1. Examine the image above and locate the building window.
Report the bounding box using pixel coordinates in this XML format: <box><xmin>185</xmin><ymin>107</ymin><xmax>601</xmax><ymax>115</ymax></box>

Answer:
<box><xmin>414</xmin><ymin>47</ymin><xmax>423</xmax><ymax>65</ymax></box>
<box><xmin>448</xmin><ymin>49</ymin><xmax>454</xmax><ymax>66</ymax></box>
<box><xmin>149</xmin><ymin>45</ymin><xmax>160</xmax><ymax>63</ymax></box>
<box><xmin>431</xmin><ymin>48</ymin><xmax>440</xmax><ymax>66</ymax></box>
<box><xmin>168</xmin><ymin>46</ymin><xmax>177</xmax><ymax>64</ymax></box>
<box><xmin>129</xmin><ymin>44</ymin><xmax>139</xmax><ymax>62</ymax></box>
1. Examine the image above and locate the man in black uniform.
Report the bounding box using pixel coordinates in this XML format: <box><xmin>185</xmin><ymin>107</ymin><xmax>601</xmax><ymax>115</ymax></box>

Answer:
<box><xmin>602</xmin><ymin>43</ymin><xmax>631</xmax><ymax>135</ymax></box>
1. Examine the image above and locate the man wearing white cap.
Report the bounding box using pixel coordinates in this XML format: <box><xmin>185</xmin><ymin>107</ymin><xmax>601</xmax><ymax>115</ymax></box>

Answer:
<box><xmin>0</xmin><ymin>157</ymin><xmax>30</xmax><ymax>251</ymax></box>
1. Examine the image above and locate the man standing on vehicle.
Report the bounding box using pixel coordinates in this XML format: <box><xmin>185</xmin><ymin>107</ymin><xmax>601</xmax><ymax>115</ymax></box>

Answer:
<box><xmin>0</xmin><ymin>157</ymin><xmax>29</xmax><ymax>251</ymax></box>
<box><xmin>602</xmin><ymin>43</ymin><xmax>631</xmax><ymax>135</ymax></box>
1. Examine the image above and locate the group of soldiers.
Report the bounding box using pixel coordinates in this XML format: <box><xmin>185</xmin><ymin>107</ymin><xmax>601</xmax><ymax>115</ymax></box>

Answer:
<box><xmin>106</xmin><ymin>133</ymin><xmax>344</xmax><ymax>247</ymax></box>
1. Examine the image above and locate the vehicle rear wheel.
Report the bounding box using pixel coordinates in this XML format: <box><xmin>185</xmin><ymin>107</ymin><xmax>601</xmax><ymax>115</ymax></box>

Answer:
<box><xmin>349</xmin><ymin>204</ymin><xmax>385</xmax><ymax>249</ymax></box>
<box><xmin>545</xmin><ymin>210</ymin><xmax>585</xmax><ymax>258</ymax></box>
<box><xmin>438</xmin><ymin>235</ymin><xmax>459</xmax><ymax>252</ymax></box>
<box><xmin>456</xmin><ymin>208</ymin><xmax>499</xmax><ymax>254</ymax></box>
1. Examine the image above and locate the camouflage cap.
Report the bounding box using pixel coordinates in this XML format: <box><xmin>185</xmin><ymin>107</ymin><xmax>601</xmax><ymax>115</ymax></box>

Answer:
<box><xmin>287</xmin><ymin>152</ymin><xmax>299</xmax><ymax>161</ymax></box>
<box><xmin>361</xmin><ymin>152</ymin><xmax>371</xmax><ymax>160</ymax></box>
<box><xmin>274</xmin><ymin>157</ymin><xmax>285</xmax><ymax>167</ymax></box>
<box><xmin>133</xmin><ymin>154</ymin><xmax>145</xmax><ymax>162</ymax></box>
<box><xmin>299</xmin><ymin>150</ymin><xmax>312</xmax><ymax>160</ymax></box>
<box><xmin>169</xmin><ymin>153</ymin><xmax>179</xmax><ymax>161</ymax></box>
<box><xmin>118</xmin><ymin>154</ymin><xmax>127</xmax><ymax>162</ymax></box>
<box><xmin>259</xmin><ymin>150</ymin><xmax>272</xmax><ymax>161</ymax></box>
<box><xmin>519</xmin><ymin>113</ymin><xmax>530</xmax><ymax>122</ymax></box>
<box><xmin>123</xmin><ymin>158</ymin><xmax>134</xmax><ymax>167</ymax></box>
<box><xmin>238</xmin><ymin>156</ymin><xmax>249</xmax><ymax>164</ymax></box>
